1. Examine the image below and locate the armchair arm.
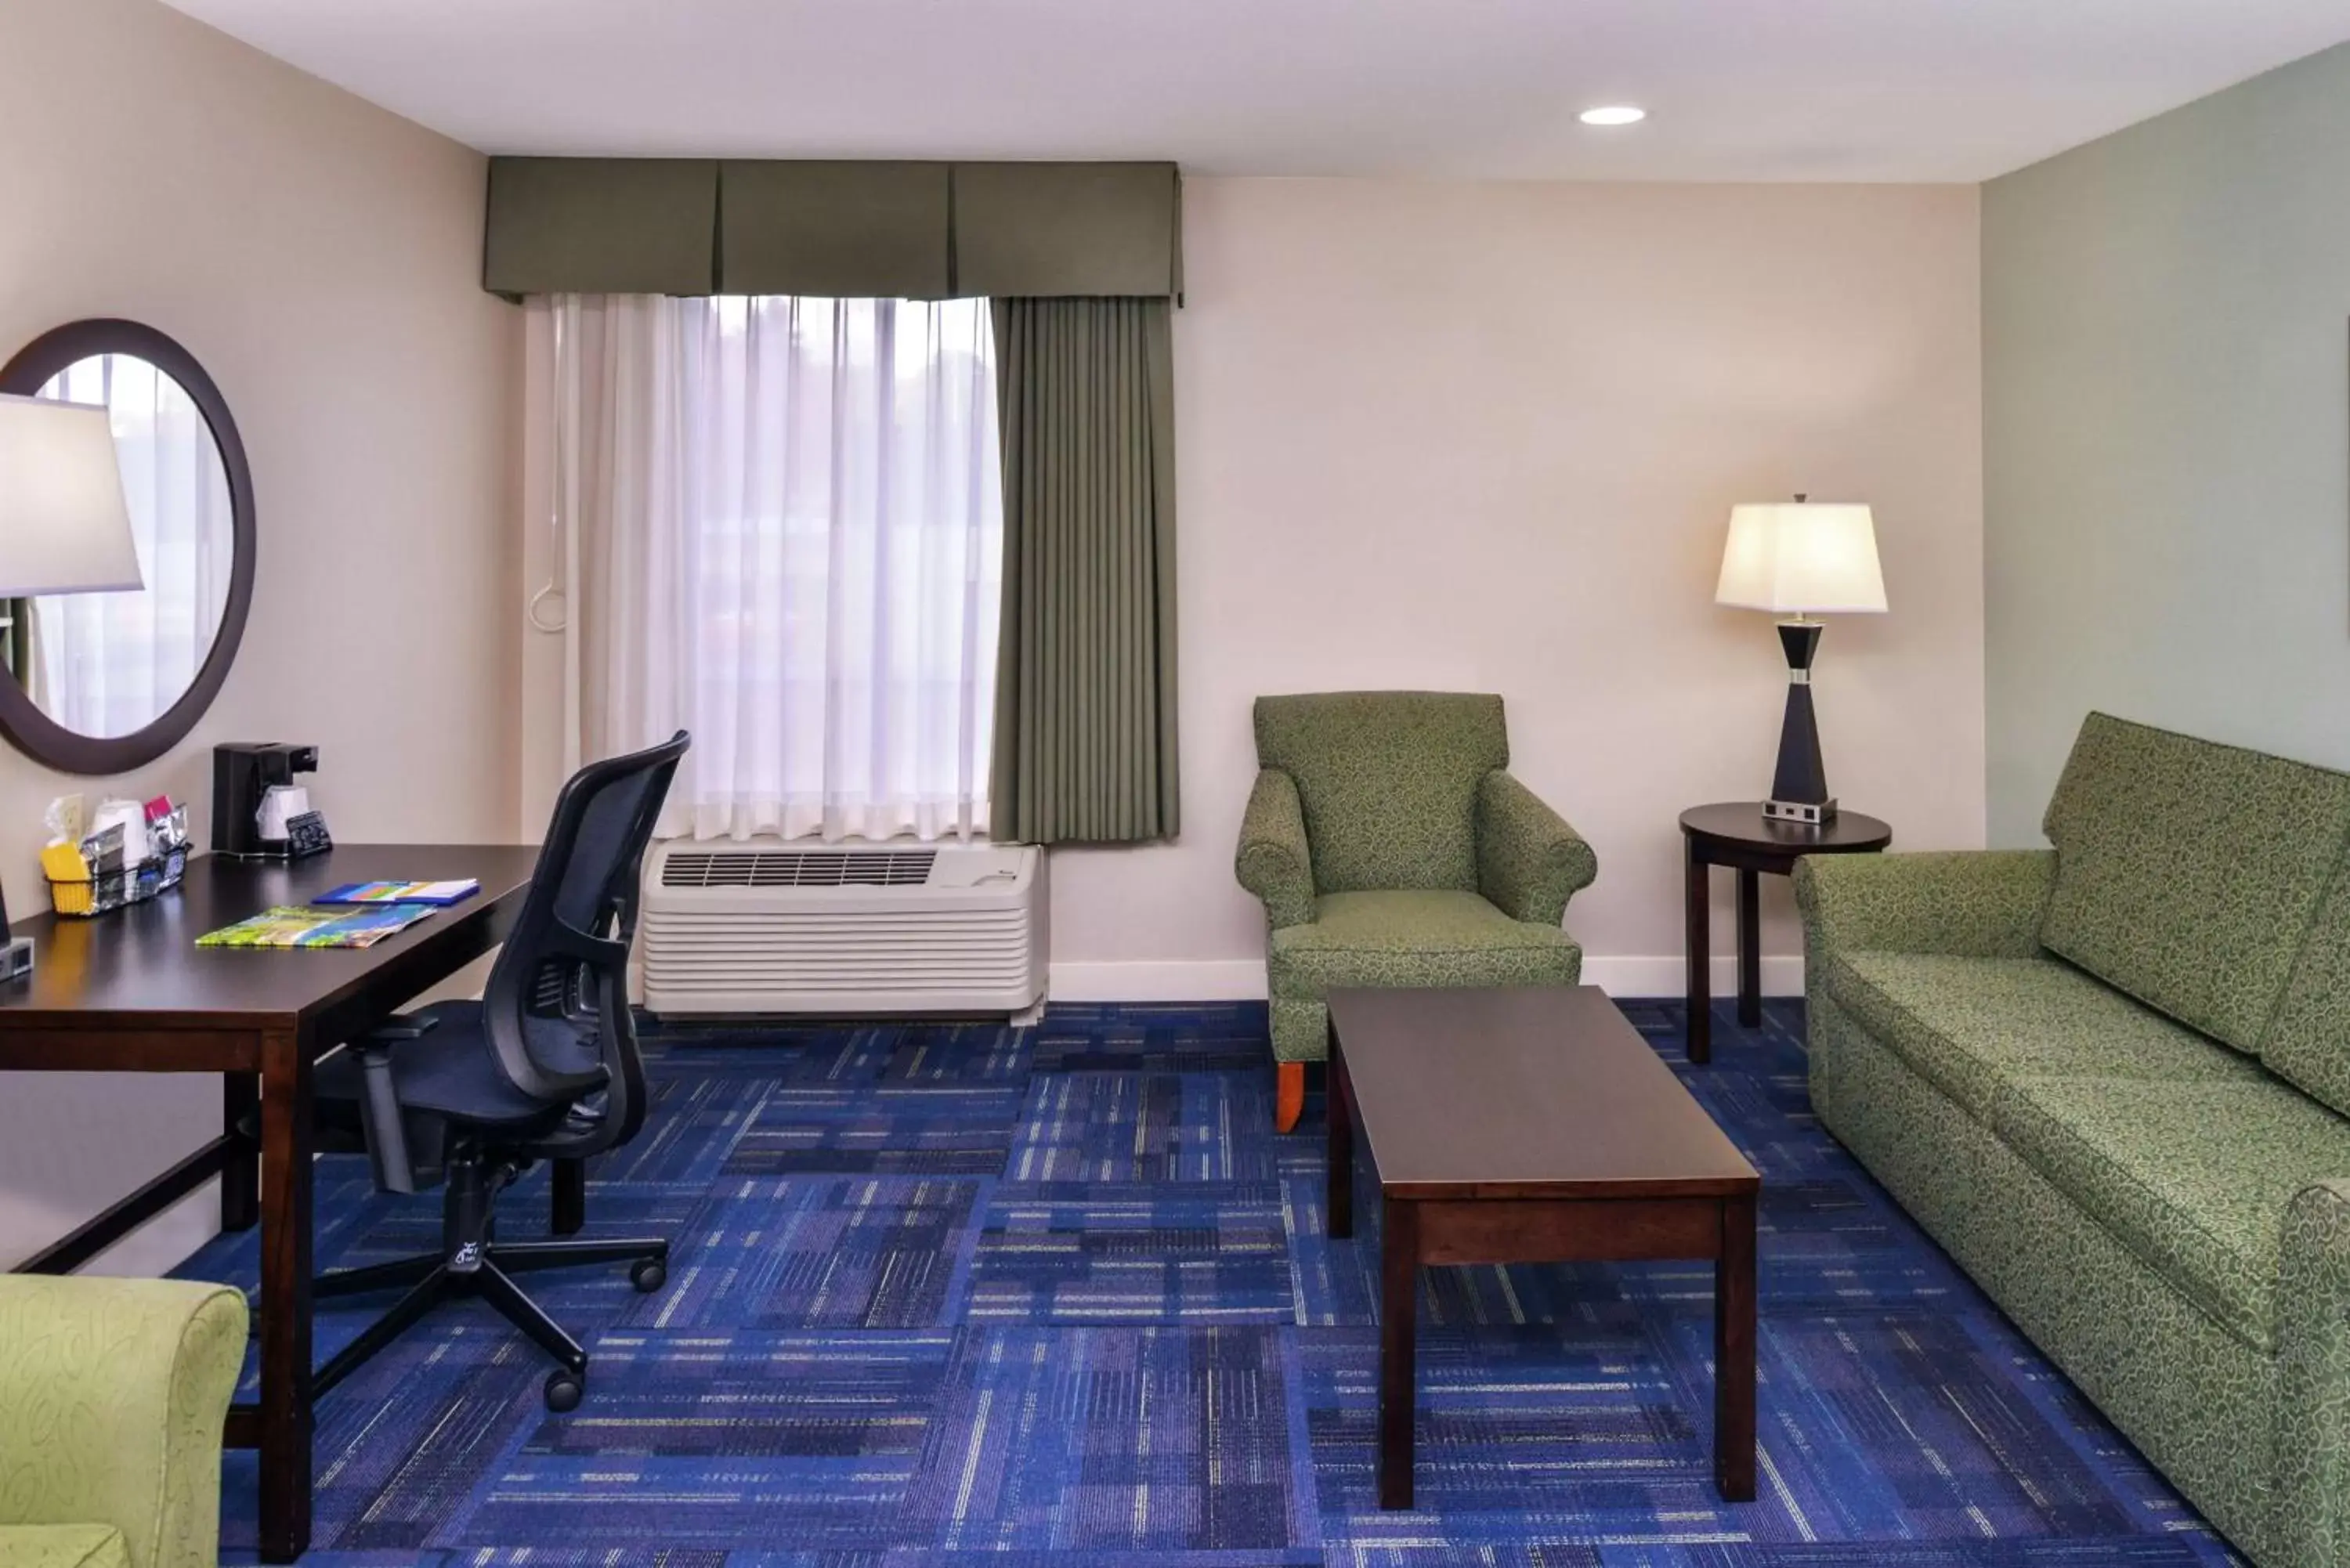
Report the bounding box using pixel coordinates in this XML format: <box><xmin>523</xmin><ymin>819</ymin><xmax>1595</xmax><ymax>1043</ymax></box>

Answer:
<box><xmin>1476</xmin><ymin>771</ymin><xmax>1597</xmax><ymax>927</ymax></box>
<box><xmin>2276</xmin><ymin>1179</ymin><xmax>2350</xmax><ymax>1568</ymax></box>
<box><xmin>0</xmin><ymin>1277</ymin><xmax>247</xmax><ymax>1568</ymax></box>
<box><xmin>1235</xmin><ymin>769</ymin><xmax>1315</xmax><ymax>930</ymax></box>
<box><xmin>1793</xmin><ymin>849</ymin><xmax>2055</xmax><ymax>959</ymax></box>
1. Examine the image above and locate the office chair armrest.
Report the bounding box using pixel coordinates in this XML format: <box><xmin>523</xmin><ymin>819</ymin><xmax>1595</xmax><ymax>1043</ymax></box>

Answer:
<box><xmin>370</xmin><ymin>1012</ymin><xmax>442</xmax><ymax>1041</ymax></box>
<box><xmin>348</xmin><ymin>1031</ymin><xmax>425</xmax><ymax>1196</ymax></box>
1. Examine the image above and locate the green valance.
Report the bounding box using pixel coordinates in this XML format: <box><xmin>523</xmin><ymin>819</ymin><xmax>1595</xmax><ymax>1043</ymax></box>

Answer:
<box><xmin>483</xmin><ymin>157</ymin><xmax>1181</xmax><ymax>300</ymax></box>
<box><xmin>953</xmin><ymin>164</ymin><xmax>1182</xmax><ymax>298</ymax></box>
<box><xmin>483</xmin><ymin>159</ymin><xmax>718</xmax><ymax>298</ymax></box>
<box><xmin>718</xmin><ymin>161</ymin><xmax>950</xmax><ymax>297</ymax></box>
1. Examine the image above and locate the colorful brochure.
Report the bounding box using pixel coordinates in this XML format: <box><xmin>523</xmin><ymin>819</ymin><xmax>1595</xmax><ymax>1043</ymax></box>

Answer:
<box><xmin>197</xmin><ymin>904</ymin><xmax>438</xmax><ymax>949</ymax></box>
<box><xmin>314</xmin><ymin>880</ymin><xmax>481</xmax><ymax>907</ymax></box>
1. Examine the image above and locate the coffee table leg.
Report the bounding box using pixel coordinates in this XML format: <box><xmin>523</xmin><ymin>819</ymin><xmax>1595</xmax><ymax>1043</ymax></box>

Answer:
<box><xmin>1327</xmin><ymin>1025</ymin><xmax>1354</xmax><ymax>1240</ymax></box>
<box><xmin>1379</xmin><ymin>1197</ymin><xmax>1419</xmax><ymax>1509</ymax></box>
<box><xmin>1715</xmin><ymin>1190</ymin><xmax>1757</xmax><ymax>1501</ymax></box>
<box><xmin>1684</xmin><ymin>837</ymin><xmax>1712</xmax><ymax>1064</ymax></box>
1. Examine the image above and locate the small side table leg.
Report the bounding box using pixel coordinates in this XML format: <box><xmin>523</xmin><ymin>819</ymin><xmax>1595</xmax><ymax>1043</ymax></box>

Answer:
<box><xmin>1327</xmin><ymin>1028</ymin><xmax>1354</xmax><ymax>1240</ymax></box>
<box><xmin>1736</xmin><ymin>869</ymin><xmax>1762</xmax><ymax>1028</ymax></box>
<box><xmin>1684</xmin><ymin>838</ymin><xmax>1712</xmax><ymax>1064</ymax></box>
<box><xmin>1378</xmin><ymin>1197</ymin><xmax>1419</xmax><ymax>1509</ymax></box>
<box><xmin>1715</xmin><ymin>1190</ymin><xmax>1758</xmax><ymax>1502</ymax></box>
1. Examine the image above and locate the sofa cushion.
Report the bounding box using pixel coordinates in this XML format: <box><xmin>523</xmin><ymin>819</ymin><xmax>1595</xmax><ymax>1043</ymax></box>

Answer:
<box><xmin>2261</xmin><ymin>855</ymin><xmax>2350</xmax><ymax>1118</ymax></box>
<box><xmin>1253</xmin><ymin>692</ymin><xmax>1507</xmax><ymax>896</ymax></box>
<box><xmin>1267</xmin><ymin>890</ymin><xmax>1578</xmax><ymax>998</ymax></box>
<box><xmin>2038</xmin><ymin>711</ymin><xmax>2350</xmax><ymax>1054</ymax></box>
<box><xmin>1824</xmin><ymin>950</ymin><xmax>2261</xmax><ymax>1122</ymax></box>
<box><xmin>1989</xmin><ymin>1075</ymin><xmax>2350</xmax><ymax>1352</ymax></box>
<box><xmin>0</xmin><ymin>1525</ymin><xmax>132</xmax><ymax>1568</ymax></box>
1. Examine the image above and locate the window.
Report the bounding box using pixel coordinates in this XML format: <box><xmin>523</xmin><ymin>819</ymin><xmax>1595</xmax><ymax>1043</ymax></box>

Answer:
<box><xmin>547</xmin><ymin>294</ymin><xmax>1002</xmax><ymax>842</ymax></box>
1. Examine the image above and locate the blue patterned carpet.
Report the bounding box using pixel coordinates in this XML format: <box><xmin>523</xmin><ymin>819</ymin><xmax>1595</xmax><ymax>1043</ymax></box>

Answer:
<box><xmin>180</xmin><ymin>999</ymin><xmax>2243</xmax><ymax>1566</ymax></box>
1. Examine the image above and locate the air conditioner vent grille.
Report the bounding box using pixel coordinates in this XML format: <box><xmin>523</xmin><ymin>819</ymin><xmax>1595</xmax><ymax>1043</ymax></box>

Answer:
<box><xmin>660</xmin><ymin>848</ymin><xmax>938</xmax><ymax>889</ymax></box>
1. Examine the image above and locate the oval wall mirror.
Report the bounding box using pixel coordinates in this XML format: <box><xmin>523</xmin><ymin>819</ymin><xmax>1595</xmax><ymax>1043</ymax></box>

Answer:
<box><xmin>0</xmin><ymin>320</ymin><xmax>256</xmax><ymax>774</ymax></box>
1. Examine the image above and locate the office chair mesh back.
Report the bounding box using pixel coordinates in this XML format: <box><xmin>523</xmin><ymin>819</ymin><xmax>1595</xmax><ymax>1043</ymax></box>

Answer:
<box><xmin>479</xmin><ymin>732</ymin><xmax>686</xmax><ymax>1157</ymax></box>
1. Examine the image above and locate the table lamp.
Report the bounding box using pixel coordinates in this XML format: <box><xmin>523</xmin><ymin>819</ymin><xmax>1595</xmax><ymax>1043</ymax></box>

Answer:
<box><xmin>1715</xmin><ymin>496</ymin><xmax>1885</xmax><ymax>825</ymax></box>
<box><xmin>0</xmin><ymin>393</ymin><xmax>142</xmax><ymax>974</ymax></box>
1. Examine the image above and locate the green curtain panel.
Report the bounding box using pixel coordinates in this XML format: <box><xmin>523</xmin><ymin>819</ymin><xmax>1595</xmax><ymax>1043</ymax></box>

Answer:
<box><xmin>989</xmin><ymin>297</ymin><xmax>1180</xmax><ymax>844</ymax></box>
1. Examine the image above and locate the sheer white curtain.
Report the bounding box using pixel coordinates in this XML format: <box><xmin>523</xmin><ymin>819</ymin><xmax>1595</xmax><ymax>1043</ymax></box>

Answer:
<box><xmin>31</xmin><ymin>356</ymin><xmax>233</xmax><ymax>736</ymax></box>
<box><xmin>543</xmin><ymin>294</ymin><xmax>1002</xmax><ymax>842</ymax></box>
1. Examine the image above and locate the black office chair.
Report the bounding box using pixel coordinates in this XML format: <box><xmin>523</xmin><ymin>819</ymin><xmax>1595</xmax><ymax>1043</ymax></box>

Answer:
<box><xmin>308</xmin><ymin>731</ymin><xmax>689</xmax><ymax>1412</ymax></box>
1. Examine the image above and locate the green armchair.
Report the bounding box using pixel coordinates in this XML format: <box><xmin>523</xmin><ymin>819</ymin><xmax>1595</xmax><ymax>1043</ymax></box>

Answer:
<box><xmin>0</xmin><ymin>1276</ymin><xmax>247</xmax><ymax>1568</ymax></box>
<box><xmin>1235</xmin><ymin>692</ymin><xmax>1598</xmax><ymax>1130</ymax></box>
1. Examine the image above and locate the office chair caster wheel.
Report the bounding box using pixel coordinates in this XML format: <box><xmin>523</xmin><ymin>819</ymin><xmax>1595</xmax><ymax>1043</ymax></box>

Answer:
<box><xmin>630</xmin><ymin>1258</ymin><xmax>667</xmax><ymax>1293</ymax></box>
<box><xmin>544</xmin><ymin>1371</ymin><xmax>584</xmax><ymax>1413</ymax></box>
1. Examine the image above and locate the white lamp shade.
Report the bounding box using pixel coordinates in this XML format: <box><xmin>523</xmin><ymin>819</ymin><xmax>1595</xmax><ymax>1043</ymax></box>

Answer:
<box><xmin>1715</xmin><ymin>500</ymin><xmax>1886</xmax><ymax>614</ymax></box>
<box><xmin>0</xmin><ymin>395</ymin><xmax>143</xmax><ymax>598</ymax></box>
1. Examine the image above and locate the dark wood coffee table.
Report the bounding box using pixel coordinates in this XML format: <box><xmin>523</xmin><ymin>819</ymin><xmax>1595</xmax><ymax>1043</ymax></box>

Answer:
<box><xmin>1325</xmin><ymin>985</ymin><xmax>1761</xmax><ymax>1510</ymax></box>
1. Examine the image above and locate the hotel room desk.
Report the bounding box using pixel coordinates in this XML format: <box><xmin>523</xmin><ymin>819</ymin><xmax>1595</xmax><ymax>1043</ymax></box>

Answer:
<box><xmin>0</xmin><ymin>844</ymin><xmax>543</xmax><ymax>1563</ymax></box>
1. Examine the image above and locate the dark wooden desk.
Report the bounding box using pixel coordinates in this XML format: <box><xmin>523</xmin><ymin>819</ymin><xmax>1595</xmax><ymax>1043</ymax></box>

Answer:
<box><xmin>1325</xmin><ymin>985</ymin><xmax>1760</xmax><ymax>1510</ymax></box>
<box><xmin>0</xmin><ymin>844</ymin><xmax>540</xmax><ymax>1563</ymax></box>
<box><xmin>1679</xmin><ymin>803</ymin><xmax>1891</xmax><ymax>1062</ymax></box>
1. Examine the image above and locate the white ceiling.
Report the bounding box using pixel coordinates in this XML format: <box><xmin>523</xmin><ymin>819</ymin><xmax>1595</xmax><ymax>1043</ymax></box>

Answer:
<box><xmin>161</xmin><ymin>0</ymin><xmax>2350</xmax><ymax>182</ymax></box>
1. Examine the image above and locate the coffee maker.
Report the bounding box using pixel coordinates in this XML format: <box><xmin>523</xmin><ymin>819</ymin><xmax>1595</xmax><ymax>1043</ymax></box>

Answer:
<box><xmin>212</xmin><ymin>742</ymin><xmax>320</xmax><ymax>859</ymax></box>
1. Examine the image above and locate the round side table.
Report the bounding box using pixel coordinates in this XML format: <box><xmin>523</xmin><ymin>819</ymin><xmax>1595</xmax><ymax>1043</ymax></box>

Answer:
<box><xmin>1679</xmin><ymin>803</ymin><xmax>1891</xmax><ymax>1063</ymax></box>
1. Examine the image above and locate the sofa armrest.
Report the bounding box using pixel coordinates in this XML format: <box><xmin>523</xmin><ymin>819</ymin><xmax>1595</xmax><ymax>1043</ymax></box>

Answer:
<box><xmin>1236</xmin><ymin>768</ymin><xmax>1315</xmax><ymax>930</ymax></box>
<box><xmin>0</xmin><ymin>1277</ymin><xmax>247</xmax><ymax>1568</ymax></box>
<box><xmin>2277</xmin><ymin>1179</ymin><xmax>2350</xmax><ymax>1568</ymax></box>
<box><xmin>1476</xmin><ymin>771</ymin><xmax>1598</xmax><ymax>927</ymax></box>
<box><xmin>1793</xmin><ymin>849</ymin><xmax>2055</xmax><ymax>959</ymax></box>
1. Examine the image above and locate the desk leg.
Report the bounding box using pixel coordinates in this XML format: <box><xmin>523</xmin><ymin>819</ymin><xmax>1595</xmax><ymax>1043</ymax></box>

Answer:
<box><xmin>222</xmin><ymin>1072</ymin><xmax>258</xmax><ymax>1232</ymax></box>
<box><xmin>1378</xmin><ymin>1196</ymin><xmax>1419</xmax><ymax>1510</ymax></box>
<box><xmin>1684</xmin><ymin>840</ymin><xmax>1712</xmax><ymax>1064</ymax></box>
<box><xmin>1327</xmin><ymin>1025</ymin><xmax>1354</xmax><ymax>1241</ymax></box>
<box><xmin>256</xmin><ymin>1028</ymin><xmax>315</xmax><ymax>1563</ymax></box>
<box><xmin>1736</xmin><ymin>869</ymin><xmax>1762</xmax><ymax>1029</ymax></box>
<box><xmin>1715</xmin><ymin>1190</ymin><xmax>1757</xmax><ymax>1502</ymax></box>
<box><xmin>551</xmin><ymin>1158</ymin><xmax>586</xmax><ymax>1237</ymax></box>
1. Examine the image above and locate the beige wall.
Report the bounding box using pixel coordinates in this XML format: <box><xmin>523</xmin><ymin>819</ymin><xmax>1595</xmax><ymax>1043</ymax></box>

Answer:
<box><xmin>1984</xmin><ymin>43</ymin><xmax>2350</xmax><ymax>844</ymax></box>
<box><xmin>0</xmin><ymin>0</ymin><xmax>519</xmax><ymax>1270</ymax></box>
<box><xmin>1048</xmin><ymin>177</ymin><xmax>1987</xmax><ymax>999</ymax></box>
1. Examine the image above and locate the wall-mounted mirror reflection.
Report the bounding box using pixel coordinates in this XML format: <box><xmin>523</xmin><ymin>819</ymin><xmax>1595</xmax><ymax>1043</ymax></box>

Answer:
<box><xmin>0</xmin><ymin>320</ymin><xmax>255</xmax><ymax>774</ymax></box>
<box><xmin>8</xmin><ymin>356</ymin><xmax>235</xmax><ymax>738</ymax></box>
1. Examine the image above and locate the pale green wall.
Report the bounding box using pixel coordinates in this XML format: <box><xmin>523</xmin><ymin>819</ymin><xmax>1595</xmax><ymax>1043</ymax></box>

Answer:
<box><xmin>1983</xmin><ymin>43</ymin><xmax>2350</xmax><ymax>845</ymax></box>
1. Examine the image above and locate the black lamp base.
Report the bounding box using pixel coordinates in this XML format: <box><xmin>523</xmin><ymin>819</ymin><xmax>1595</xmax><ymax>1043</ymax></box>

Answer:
<box><xmin>1765</xmin><ymin>620</ymin><xmax>1838</xmax><ymax>825</ymax></box>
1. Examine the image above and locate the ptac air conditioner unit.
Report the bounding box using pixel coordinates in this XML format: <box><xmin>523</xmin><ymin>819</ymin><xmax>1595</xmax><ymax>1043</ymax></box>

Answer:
<box><xmin>640</xmin><ymin>840</ymin><xmax>1047</xmax><ymax>1018</ymax></box>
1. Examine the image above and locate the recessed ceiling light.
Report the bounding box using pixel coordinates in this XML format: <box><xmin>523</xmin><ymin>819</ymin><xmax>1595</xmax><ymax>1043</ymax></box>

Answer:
<box><xmin>1578</xmin><ymin>106</ymin><xmax>1647</xmax><ymax>127</ymax></box>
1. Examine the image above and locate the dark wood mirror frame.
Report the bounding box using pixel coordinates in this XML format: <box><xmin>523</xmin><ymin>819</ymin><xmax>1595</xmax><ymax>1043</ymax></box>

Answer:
<box><xmin>0</xmin><ymin>319</ymin><xmax>257</xmax><ymax>775</ymax></box>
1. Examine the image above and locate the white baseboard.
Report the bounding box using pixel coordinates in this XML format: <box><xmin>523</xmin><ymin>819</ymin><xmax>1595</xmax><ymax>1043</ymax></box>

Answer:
<box><xmin>1048</xmin><ymin>959</ymin><xmax>1270</xmax><ymax>1002</ymax></box>
<box><xmin>1047</xmin><ymin>955</ymin><xmax>1803</xmax><ymax>1004</ymax></box>
<box><xmin>1581</xmin><ymin>954</ymin><xmax>1806</xmax><ymax>999</ymax></box>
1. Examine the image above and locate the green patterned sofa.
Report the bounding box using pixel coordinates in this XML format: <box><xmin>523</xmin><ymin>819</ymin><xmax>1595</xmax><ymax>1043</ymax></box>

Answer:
<box><xmin>0</xmin><ymin>1276</ymin><xmax>247</xmax><ymax>1568</ymax></box>
<box><xmin>1796</xmin><ymin>711</ymin><xmax>2350</xmax><ymax>1567</ymax></box>
<box><xmin>1235</xmin><ymin>691</ymin><xmax>1596</xmax><ymax>1131</ymax></box>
